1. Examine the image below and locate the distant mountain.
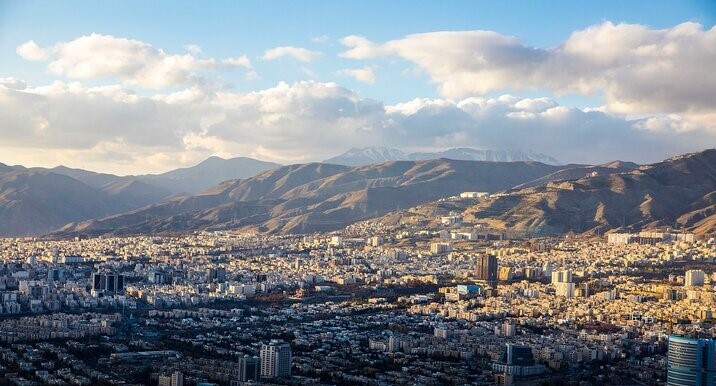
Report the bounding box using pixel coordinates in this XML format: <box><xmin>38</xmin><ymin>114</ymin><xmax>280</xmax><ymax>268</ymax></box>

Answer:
<box><xmin>45</xmin><ymin>165</ymin><xmax>129</xmax><ymax>189</ymax></box>
<box><xmin>323</xmin><ymin>147</ymin><xmax>409</xmax><ymax>166</ymax></box>
<box><xmin>44</xmin><ymin>165</ymin><xmax>173</xmax><ymax>209</ymax></box>
<box><xmin>324</xmin><ymin>147</ymin><xmax>561</xmax><ymax>166</ymax></box>
<box><xmin>138</xmin><ymin>156</ymin><xmax>281</xmax><ymax>194</ymax></box>
<box><xmin>0</xmin><ymin>162</ymin><xmax>15</xmax><ymax>173</ymax></box>
<box><xmin>5</xmin><ymin>156</ymin><xmax>281</xmax><ymax>196</ymax></box>
<box><xmin>462</xmin><ymin>149</ymin><xmax>716</xmax><ymax>237</ymax></box>
<box><xmin>9</xmin><ymin>150</ymin><xmax>714</xmax><ymax>238</ymax></box>
<box><xmin>51</xmin><ymin>159</ymin><xmax>567</xmax><ymax>237</ymax></box>
<box><xmin>0</xmin><ymin>156</ymin><xmax>281</xmax><ymax>236</ymax></box>
<box><xmin>409</xmin><ymin>148</ymin><xmax>562</xmax><ymax>165</ymax></box>
<box><xmin>0</xmin><ymin>170</ymin><xmax>129</xmax><ymax>237</ymax></box>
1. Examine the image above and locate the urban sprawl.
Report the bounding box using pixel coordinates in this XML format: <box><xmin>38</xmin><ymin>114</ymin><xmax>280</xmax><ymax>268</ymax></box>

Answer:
<box><xmin>0</xmin><ymin>193</ymin><xmax>713</xmax><ymax>386</ymax></box>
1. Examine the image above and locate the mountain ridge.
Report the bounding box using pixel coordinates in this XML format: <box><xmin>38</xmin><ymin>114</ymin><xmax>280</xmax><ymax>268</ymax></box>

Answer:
<box><xmin>0</xmin><ymin>156</ymin><xmax>281</xmax><ymax>236</ymax></box>
<box><xmin>462</xmin><ymin>148</ymin><xmax>716</xmax><ymax>237</ymax></box>
<box><xmin>323</xmin><ymin>147</ymin><xmax>562</xmax><ymax>166</ymax></box>
<box><xmin>50</xmin><ymin>158</ymin><xmax>568</xmax><ymax>237</ymax></box>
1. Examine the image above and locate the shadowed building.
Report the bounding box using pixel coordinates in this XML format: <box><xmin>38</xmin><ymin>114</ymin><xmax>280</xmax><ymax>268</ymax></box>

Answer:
<box><xmin>476</xmin><ymin>254</ymin><xmax>498</xmax><ymax>287</ymax></box>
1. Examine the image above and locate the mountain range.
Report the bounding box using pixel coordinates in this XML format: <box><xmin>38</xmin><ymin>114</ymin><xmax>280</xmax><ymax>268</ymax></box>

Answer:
<box><xmin>2</xmin><ymin>148</ymin><xmax>715</xmax><ymax>239</ymax></box>
<box><xmin>51</xmin><ymin>159</ymin><xmax>569</xmax><ymax>237</ymax></box>
<box><xmin>137</xmin><ymin>156</ymin><xmax>281</xmax><ymax>195</ymax></box>
<box><xmin>0</xmin><ymin>157</ymin><xmax>280</xmax><ymax>236</ymax></box>
<box><xmin>323</xmin><ymin>147</ymin><xmax>562</xmax><ymax>166</ymax></box>
<box><xmin>462</xmin><ymin>149</ymin><xmax>716</xmax><ymax>237</ymax></box>
<box><xmin>0</xmin><ymin>148</ymin><xmax>562</xmax><ymax>237</ymax></box>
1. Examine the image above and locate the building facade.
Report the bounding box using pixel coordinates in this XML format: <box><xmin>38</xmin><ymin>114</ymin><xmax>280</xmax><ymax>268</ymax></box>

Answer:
<box><xmin>667</xmin><ymin>335</ymin><xmax>716</xmax><ymax>386</ymax></box>
<box><xmin>260</xmin><ymin>340</ymin><xmax>292</xmax><ymax>378</ymax></box>
<box><xmin>238</xmin><ymin>355</ymin><xmax>260</xmax><ymax>382</ymax></box>
<box><xmin>476</xmin><ymin>254</ymin><xmax>498</xmax><ymax>287</ymax></box>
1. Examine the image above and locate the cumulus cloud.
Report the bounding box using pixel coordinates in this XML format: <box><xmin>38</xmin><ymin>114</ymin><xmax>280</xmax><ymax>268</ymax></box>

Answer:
<box><xmin>222</xmin><ymin>55</ymin><xmax>258</xmax><ymax>80</ymax></box>
<box><xmin>1</xmin><ymin>78</ymin><xmax>711</xmax><ymax>174</ymax></box>
<box><xmin>338</xmin><ymin>66</ymin><xmax>376</xmax><ymax>84</ymax></box>
<box><xmin>340</xmin><ymin>22</ymin><xmax>716</xmax><ymax>126</ymax></box>
<box><xmin>16</xmin><ymin>40</ymin><xmax>50</xmax><ymax>61</ymax></box>
<box><xmin>262</xmin><ymin>46</ymin><xmax>322</xmax><ymax>62</ymax></box>
<box><xmin>15</xmin><ymin>34</ymin><xmax>256</xmax><ymax>89</ymax></box>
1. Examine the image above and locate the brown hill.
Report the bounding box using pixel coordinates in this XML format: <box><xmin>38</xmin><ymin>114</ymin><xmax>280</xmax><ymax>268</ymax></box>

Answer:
<box><xmin>513</xmin><ymin>161</ymin><xmax>639</xmax><ymax>189</ymax></box>
<box><xmin>51</xmin><ymin>159</ymin><xmax>566</xmax><ymax>237</ymax></box>
<box><xmin>463</xmin><ymin>149</ymin><xmax>716</xmax><ymax>237</ymax></box>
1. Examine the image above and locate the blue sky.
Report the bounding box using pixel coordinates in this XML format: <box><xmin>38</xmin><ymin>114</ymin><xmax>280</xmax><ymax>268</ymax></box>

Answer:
<box><xmin>2</xmin><ymin>0</ymin><xmax>713</xmax><ymax>104</ymax></box>
<box><xmin>0</xmin><ymin>0</ymin><xmax>715</xmax><ymax>173</ymax></box>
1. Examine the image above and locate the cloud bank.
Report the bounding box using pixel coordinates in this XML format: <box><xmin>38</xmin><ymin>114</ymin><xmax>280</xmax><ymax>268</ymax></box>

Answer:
<box><xmin>340</xmin><ymin>22</ymin><xmax>716</xmax><ymax>126</ymax></box>
<box><xmin>16</xmin><ymin>34</ymin><xmax>254</xmax><ymax>88</ymax></box>
<box><xmin>0</xmin><ymin>79</ymin><xmax>710</xmax><ymax>174</ymax></box>
<box><xmin>6</xmin><ymin>22</ymin><xmax>715</xmax><ymax>174</ymax></box>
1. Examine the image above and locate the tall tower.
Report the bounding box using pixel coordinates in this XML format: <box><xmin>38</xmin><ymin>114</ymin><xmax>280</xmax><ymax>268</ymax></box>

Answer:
<box><xmin>238</xmin><ymin>355</ymin><xmax>261</xmax><ymax>382</ymax></box>
<box><xmin>261</xmin><ymin>340</ymin><xmax>292</xmax><ymax>378</ymax></box>
<box><xmin>171</xmin><ymin>371</ymin><xmax>183</xmax><ymax>386</ymax></box>
<box><xmin>475</xmin><ymin>254</ymin><xmax>498</xmax><ymax>287</ymax></box>
<box><xmin>667</xmin><ymin>335</ymin><xmax>716</xmax><ymax>386</ymax></box>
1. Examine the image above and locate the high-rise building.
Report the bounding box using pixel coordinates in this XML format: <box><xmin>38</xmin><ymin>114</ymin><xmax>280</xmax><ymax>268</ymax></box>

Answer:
<box><xmin>579</xmin><ymin>283</ymin><xmax>590</xmax><ymax>299</ymax></box>
<box><xmin>388</xmin><ymin>335</ymin><xmax>400</xmax><ymax>352</ymax></box>
<box><xmin>504</xmin><ymin>344</ymin><xmax>535</xmax><ymax>366</ymax></box>
<box><xmin>501</xmin><ymin>321</ymin><xmax>516</xmax><ymax>337</ymax></box>
<box><xmin>551</xmin><ymin>270</ymin><xmax>572</xmax><ymax>284</ymax></box>
<box><xmin>430</xmin><ymin>242</ymin><xmax>452</xmax><ymax>255</ymax></box>
<box><xmin>369</xmin><ymin>236</ymin><xmax>384</xmax><ymax>246</ymax></box>
<box><xmin>238</xmin><ymin>355</ymin><xmax>261</xmax><ymax>382</ymax></box>
<box><xmin>330</xmin><ymin>236</ymin><xmax>343</xmax><ymax>247</ymax></box>
<box><xmin>171</xmin><ymin>371</ymin><xmax>184</xmax><ymax>386</ymax></box>
<box><xmin>476</xmin><ymin>254</ymin><xmax>498</xmax><ymax>287</ymax></box>
<box><xmin>261</xmin><ymin>340</ymin><xmax>292</xmax><ymax>378</ymax></box>
<box><xmin>685</xmin><ymin>270</ymin><xmax>706</xmax><ymax>287</ymax></box>
<box><xmin>158</xmin><ymin>372</ymin><xmax>183</xmax><ymax>386</ymax></box>
<box><xmin>498</xmin><ymin>266</ymin><xmax>514</xmax><ymax>281</ymax></box>
<box><xmin>493</xmin><ymin>343</ymin><xmax>545</xmax><ymax>378</ymax></box>
<box><xmin>206</xmin><ymin>267</ymin><xmax>227</xmax><ymax>283</ymax></box>
<box><xmin>91</xmin><ymin>273</ymin><xmax>125</xmax><ymax>297</ymax></box>
<box><xmin>158</xmin><ymin>375</ymin><xmax>171</xmax><ymax>386</ymax></box>
<box><xmin>555</xmin><ymin>282</ymin><xmax>576</xmax><ymax>298</ymax></box>
<box><xmin>667</xmin><ymin>335</ymin><xmax>716</xmax><ymax>386</ymax></box>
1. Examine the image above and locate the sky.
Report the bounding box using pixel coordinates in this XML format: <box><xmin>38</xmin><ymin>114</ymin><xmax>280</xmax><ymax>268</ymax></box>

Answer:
<box><xmin>1</xmin><ymin>0</ymin><xmax>715</xmax><ymax>175</ymax></box>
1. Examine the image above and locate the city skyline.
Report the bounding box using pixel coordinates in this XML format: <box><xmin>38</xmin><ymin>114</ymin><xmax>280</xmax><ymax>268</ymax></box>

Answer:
<box><xmin>1</xmin><ymin>0</ymin><xmax>715</xmax><ymax>174</ymax></box>
<box><xmin>2</xmin><ymin>3</ymin><xmax>716</xmax><ymax>385</ymax></box>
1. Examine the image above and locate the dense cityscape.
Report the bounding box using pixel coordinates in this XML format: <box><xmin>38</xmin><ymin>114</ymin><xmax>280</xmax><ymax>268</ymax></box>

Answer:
<box><xmin>0</xmin><ymin>191</ymin><xmax>714</xmax><ymax>385</ymax></box>
<box><xmin>3</xmin><ymin>1</ymin><xmax>716</xmax><ymax>385</ymax></box>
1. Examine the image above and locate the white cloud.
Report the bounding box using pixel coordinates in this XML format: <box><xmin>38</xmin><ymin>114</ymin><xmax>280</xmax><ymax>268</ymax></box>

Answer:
<box><xmin>16</xmin><ymin>40</ymin><xmax>50</xmax><ymax>61</ymax></box>
<box><xmin>340</xmin><ymin>22</ymin><xmax>716</xmax><ymax>126</ymax></box>
<box><xmin>15</xmin><ymin>34</ymin><xmax>256</xmax><ymax>89</ymax></box>
<box><xmin>337</xmin><ymin>66</ymin><xmax>376</xmax><ymax>84</ymax></box>
<box><xmin>1</xmin><ymin>78</ymin><xmax>711</xmax><ymax>174</ymax></box>
<box><xmin>262</xmin><ymin>46</ymin><xmax>322</xmax><ymax>62</ymax></box>
<box><xmin>222</xmin><ymin>55</ymin><xmax>257</xmax><ymax>80</ymax></box>
<box><xmin>222</xmin><ymin>55</ymin><xmax>252</xmax><ymax>69</ymax></box>
<box><xmin>340</xmin><ymin>35</ymin><xmax>382</xmax><ymax>59</ymax></box>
